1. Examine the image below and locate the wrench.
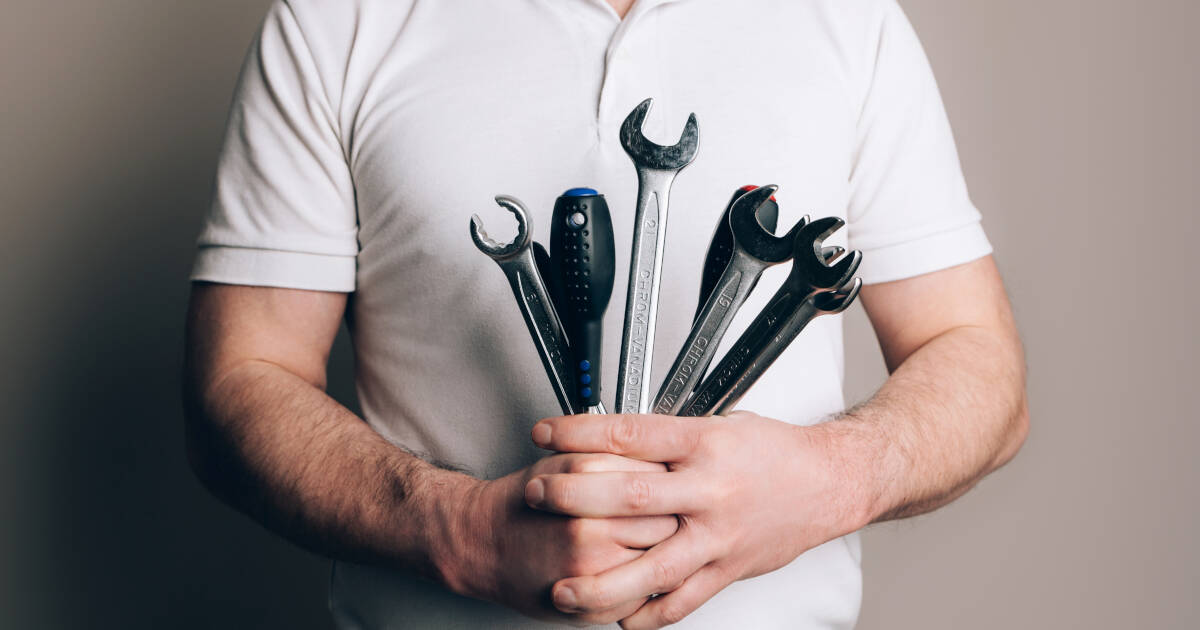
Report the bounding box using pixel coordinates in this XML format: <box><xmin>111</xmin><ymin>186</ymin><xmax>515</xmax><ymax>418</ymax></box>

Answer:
<box><xmin>693</xmin><ymin>186</ymin><xmax>842</xmax><ymax>321</ymax></box>
<box><xmin>681</xmin><ymin>217</ymin><xmax>862</xmax><ymax>417</ymax></box>
<box><xmin>470</xmin><ymin>195</ymin><xmax>580</xmax><ymax>416</ymax></box>
<box><xmin>653</xmin><ymin>185</ymin><xmax>804</xmax><ymax>415</ymax></box>
<box><xmin>694</xmin><ymin>185</ymin><xmax>780</xmax><ymax>322</ymax></box>
<box><xmin>614</xmin><ymin>98</ymin><xmax>700</xmax><ymax>413</ymax></box>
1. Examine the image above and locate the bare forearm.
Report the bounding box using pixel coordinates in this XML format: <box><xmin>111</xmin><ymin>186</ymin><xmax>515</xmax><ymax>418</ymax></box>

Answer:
<box><xmin>825</xmin><ymin>324</ymin><xmax>1028</xmax><ymax>525</ymax></box>
<box><xmin>183</xmin><ymin>359</ymin><xmax>471</xmax><ymax>580</ymax></box>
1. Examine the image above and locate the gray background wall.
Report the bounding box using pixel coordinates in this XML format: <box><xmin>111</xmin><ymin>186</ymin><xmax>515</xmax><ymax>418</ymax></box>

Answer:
<box><xmin>1</xmin><ymin>1</ymin><xmax>1195</xmax><ymax>628</ymax></box>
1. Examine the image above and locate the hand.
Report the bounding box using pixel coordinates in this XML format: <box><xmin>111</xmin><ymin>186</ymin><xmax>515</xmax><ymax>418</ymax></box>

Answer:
<box><xmin>524</xmin><ymin>412</ymin><xmax>872</xmax><ymax>629</ymax></box>
<box><xmin>443</xmin><ymin>452</ymin><xmax>680</xmax><ymax>625</ymax></box>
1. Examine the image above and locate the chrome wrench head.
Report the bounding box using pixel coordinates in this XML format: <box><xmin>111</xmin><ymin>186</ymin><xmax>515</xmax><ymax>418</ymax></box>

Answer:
<box><xmin>727</xmin><ymin>185</ymin><xmax>802</xmax><ymax>263</ymax></box>
<box><xmin>619</xmin><ymin>98</ymin><xmax>699</xmax><ymax>170</ymax></box>
<box><xmin>786</xmin><ymin>216</ymin><xmax>862</xmax><ymax>293</ymax></box>
<box><xmin>814</xmin><ymin>277</ymin><xmax>862</xmax><ymax>315</ymax></box>
<box><xmin>470</xmin><ymin>195</ymin><xmax>531</xmax><ymax>261</ymax></box>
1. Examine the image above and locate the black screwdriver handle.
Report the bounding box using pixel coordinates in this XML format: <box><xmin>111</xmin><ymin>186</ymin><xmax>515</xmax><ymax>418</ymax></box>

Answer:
<box><xmin>549</xmin><ymin>189</ymin><xmax>616</xmax><ymax>411</ymax></box>
<box><xmin>695</xmin><ymin>185</ymin><xmax>780</xmax><ymax>322</ymax></box>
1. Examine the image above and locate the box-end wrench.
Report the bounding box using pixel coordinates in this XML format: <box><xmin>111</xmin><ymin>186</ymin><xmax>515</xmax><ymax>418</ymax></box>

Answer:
<box><xmin>653</xmin><ymin>185</ymin><xmax>805</xmax><ymax>415</ymax></box>
<box><xmin>681</xmin><ymin>217</ymin><xmax>862</xmax><ymax>417</ymax></box>
<box><xmin>470</xmin><ymin>195</ymin><xmax>586</xmax><ymax>416</ymax></box>
<box><xmin>614</xmin><ymin>98</ymin><xmax>699</xmax><ymax>413</ymax></box>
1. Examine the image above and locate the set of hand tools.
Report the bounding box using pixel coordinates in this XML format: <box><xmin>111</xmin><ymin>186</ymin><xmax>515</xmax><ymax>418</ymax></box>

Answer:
<box><xmin>470</xmin><ymin>99</ymin><xmax>862</xmax><ymax>418</ymax></box>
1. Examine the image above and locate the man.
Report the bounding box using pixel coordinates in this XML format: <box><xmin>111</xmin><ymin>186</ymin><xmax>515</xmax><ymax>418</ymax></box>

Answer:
<box><xmin>183</xmin><ymin>0</ymin><xmax>1028</xmax><ymax>627</ymax></box>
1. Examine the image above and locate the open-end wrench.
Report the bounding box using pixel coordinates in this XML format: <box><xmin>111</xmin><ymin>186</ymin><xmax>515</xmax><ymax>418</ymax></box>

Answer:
<box><xmin>694</xmin><ymin>186</ymin><xmax>842</xmax><ymax>321</ymax></box>
<box><xmin>653</xmin><ymin>185</ymin><xmax>804</xmax><ymax>415</ymax></box>
<box><xmin>680</xmin><ymin>217</ymin><xmax>862</xmax><ymax>417</ymax></box>
<box><xmin>614</xmin><ymin>98</ymin><xmax>700</xmax><ymax>414</ymax></box>
<box><xmin>694</xmin><ymin>185</ymin><xmax>780</xmax><ymax>321</ymax></box>
<box><xmin>470</xmin><ymin>195</ymin><xmax>579</xmax><ymax>416</ymax></box>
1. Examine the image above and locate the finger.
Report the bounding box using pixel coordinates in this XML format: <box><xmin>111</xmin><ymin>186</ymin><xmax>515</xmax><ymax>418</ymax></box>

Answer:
<box><xmin>528</xmin><ymin>471</ymin><xmax>703</xmax><ymax>517</ymax></box>
<box><xmin>552</xmin><ymin>526</ymin><xmax>711</xmax><ymax>614</ymax></box>
<box><xmin>533</xmin><ymin>414</ymin><xmax>706</xmax><ymax>461</ymax></box>
<box><xmin>618</xmin><ymin>563</ymin><xmax>730</xmax><ymax>630</ymax></box>
<box><xmin>551</xmin><ymin>452</ymin><xmax>667</xmax><ymax>474</ymax></box>
<box><xmin>572</xmin><ymin>597</ymin><xmax>648</xmax><ymax>628</ymax></box>
<box><xmin>608</xmin><ymin>516</ymin><xmax>679</xmax><ymax>549</ymax></box>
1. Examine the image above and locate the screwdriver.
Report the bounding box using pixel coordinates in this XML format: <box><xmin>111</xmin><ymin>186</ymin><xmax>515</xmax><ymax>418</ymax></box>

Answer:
<box><xmin>549</xmin><ymin>188</ymin><xmax>616</xmax><ymax>414</ymax></box>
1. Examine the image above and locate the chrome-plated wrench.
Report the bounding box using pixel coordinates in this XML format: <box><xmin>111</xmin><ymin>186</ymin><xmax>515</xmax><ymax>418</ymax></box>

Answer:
<box><xmin>614</xmin><ymin>98</ymin><xmax>700</xmax><ymax>413</ymax></box>
<box><xmin>681</xmin><ymin>217</ymin><xmax>862</xmax><ymax>417</ymax></box>
<box><xmin>653</xmin><ymin>185</ymin><xmax>804</xmax><ymax>415</ymax></box>
<box><xmin>470</xmin><ymin>195</ymin><xmax>584</xmax><ymax>416</ymax></box>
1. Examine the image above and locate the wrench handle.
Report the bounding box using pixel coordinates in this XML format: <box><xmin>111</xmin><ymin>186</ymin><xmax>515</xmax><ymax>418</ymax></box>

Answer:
<box><xmin>653</xmin><ymin>261</ymin><xmax>758</xmax><ymax>415</ymax></box>
<box><xmin>681</xmin><ymin>288</ymin><xmax>815</xmax><ymax>417</ymax></box>
<box><xmin>615</xmin><ymin>169</ymin><xmax>676</xmax><ymax>414</ymax></box>
<box><xmin>502</xmin><ymin>253</ymin><xmax>577</xmax><ymax>416</ymax></box>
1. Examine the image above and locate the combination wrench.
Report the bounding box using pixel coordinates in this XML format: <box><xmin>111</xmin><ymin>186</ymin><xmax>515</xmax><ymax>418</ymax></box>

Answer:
<box><xmin>470</xmin><ymin>195</ymin><xmax>607</xmax><ymax>416</ymax></box>
<box><xmin>614</xmin><ymin>98</ymin><xmax>700</xmax><ymax>413</ymax></box>
<box><xmin>694</xmin><ymin>185</ymin><xmax>781</xmax><ymax>321</ymax></box>
<box><xmin>653</xmin><ymin>185</ymin><xmax>804</xmax><ymax>415</ymax></box>
<box><xmin>681</xmin><ymin>217</ymin><xmax>862</xmax><ymax>417</ymax></box>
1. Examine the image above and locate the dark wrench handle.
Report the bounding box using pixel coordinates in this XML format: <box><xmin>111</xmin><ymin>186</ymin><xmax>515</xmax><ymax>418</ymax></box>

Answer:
<box><xmin>549</xmin><ymin>189</ymin><xmax>616</xmax><ymax>411</ymax></box>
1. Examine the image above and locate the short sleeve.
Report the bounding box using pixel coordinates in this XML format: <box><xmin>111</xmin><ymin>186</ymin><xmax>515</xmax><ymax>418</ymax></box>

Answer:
<box><xmin>846</xmin><ymin>0</ymin><xmax>991</xmax><ymax>285</ymax></box>
<box><xmin>191</xmin><ymin>1</ymin><xmax>357</xmax><ymax>292</ymax></box>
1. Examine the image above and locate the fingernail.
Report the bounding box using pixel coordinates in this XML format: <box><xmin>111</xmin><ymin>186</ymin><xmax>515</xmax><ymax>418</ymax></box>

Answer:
<box><xmin>525</xmin><ymin>479</ymin><xmax>545</xmax><ymax>507</ymax></box>
<box><xmin>532</xmin><ymin>423</ymin><xmax>552</xmax><ymax>447</ymax></box>
<box><xmin>554</xmin><ymin>584</ymin><xmax>578</xmax><ymax>612</ymax></box>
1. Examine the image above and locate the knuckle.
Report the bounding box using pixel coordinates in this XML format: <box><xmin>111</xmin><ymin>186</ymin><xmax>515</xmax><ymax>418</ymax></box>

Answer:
<box><xmin>694</xmin><ymin>422</ymin><xmax>731</xmax><ymax>458</ymax></box>
<box><xmin>625</xmin><ymin>476</ymin><xmax>653</xmax><ymax>511</ymax></box>
<box><xmin>650</xmin><ymin>558</ymin><xmax>681</xmax><ymax>591</ymax></box>
<box><xmin>546</xmin><ymin>478</ymin><xmax>576</xmax><ymax>511</ymax></box>
<box><xmin>607</xmin><ymin>416</ymin><xmax>641</xmax><ymax>453</ymax></box>
<box><xmin>564</xmin><ymin>517</ymin><xmax>603</xmax><ymax>543</ymax></box>
<box><xmin>565</xmin><ymin>552</ymin><xmax>604</xmax><ymax>577</ymax></box>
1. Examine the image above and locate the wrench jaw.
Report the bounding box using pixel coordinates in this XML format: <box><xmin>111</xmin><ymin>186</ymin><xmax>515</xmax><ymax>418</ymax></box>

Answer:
<box><xmin>787</xmin><ymin>217</ymin><xmax>862</xmax><ymax>292</ymax></box>
<box><xmin>727</xmin><ymin>185</ymin><xmax>800</xmax><ymax>264</ymax></box>
<box><xmin>469</xmin><ymin>195</ymin><xmax>532</xmax><ymax>259</ymax></box>
<box><xmin>813</xmin><ymin>277</ymin><xmax>863</xmax><ymax>314</ymax></box>
<box><xmin>619</xmin><ymin>98</ymin><xmax>700</xmax><ymax>170</ymax></box>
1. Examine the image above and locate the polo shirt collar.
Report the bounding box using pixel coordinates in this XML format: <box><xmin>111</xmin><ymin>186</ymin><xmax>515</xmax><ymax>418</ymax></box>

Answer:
<box><xmin>576</xmin><ymin>0</ymin><xmax>689</xmax><ymax>24</ymax></box>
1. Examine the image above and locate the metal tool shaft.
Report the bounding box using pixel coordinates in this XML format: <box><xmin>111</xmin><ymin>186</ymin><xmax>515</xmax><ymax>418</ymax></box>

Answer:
<box><xmin>495</xmin><ymin>253</ymin><xmax>578</xmax><ymax>415</ymax></box>
<box><xmin>680</xmin><ymin>286</ymin><xmax>811</xmax><ymax>417</ymax></box>
<box><xmin>653</xmin><ymin>255</ymin><xmax>757</xmax><ymax>414</ymax></box>
<box><xmin>616</xmin><ymin>169</ymin><xmax>676</xmax><ymax>413</ymax></box>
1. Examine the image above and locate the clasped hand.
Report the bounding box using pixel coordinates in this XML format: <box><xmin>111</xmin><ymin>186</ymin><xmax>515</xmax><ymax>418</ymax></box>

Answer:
<box><xmin>521</xmin><ymin>411</ymin><xmax>865</xmax><ymax>629</ymax></box>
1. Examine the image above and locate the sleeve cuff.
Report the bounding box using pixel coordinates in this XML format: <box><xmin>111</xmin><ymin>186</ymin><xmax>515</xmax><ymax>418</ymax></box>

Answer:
<box><xmin>190</xmin><ymin>246</ymin><xmax>356</xmax><ymax>292</ymax></box>
<box><xmin>854</xmin><ymin>222</ymin><xmax>993</xmax><ymax>285</ymax></box>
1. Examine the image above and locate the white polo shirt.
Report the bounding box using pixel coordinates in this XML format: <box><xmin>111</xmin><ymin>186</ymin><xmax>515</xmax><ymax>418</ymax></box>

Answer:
<box><xmin>193</xmin><ymin>0</ymin><xmax>991</xmax><ymax>627</ymax></box>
